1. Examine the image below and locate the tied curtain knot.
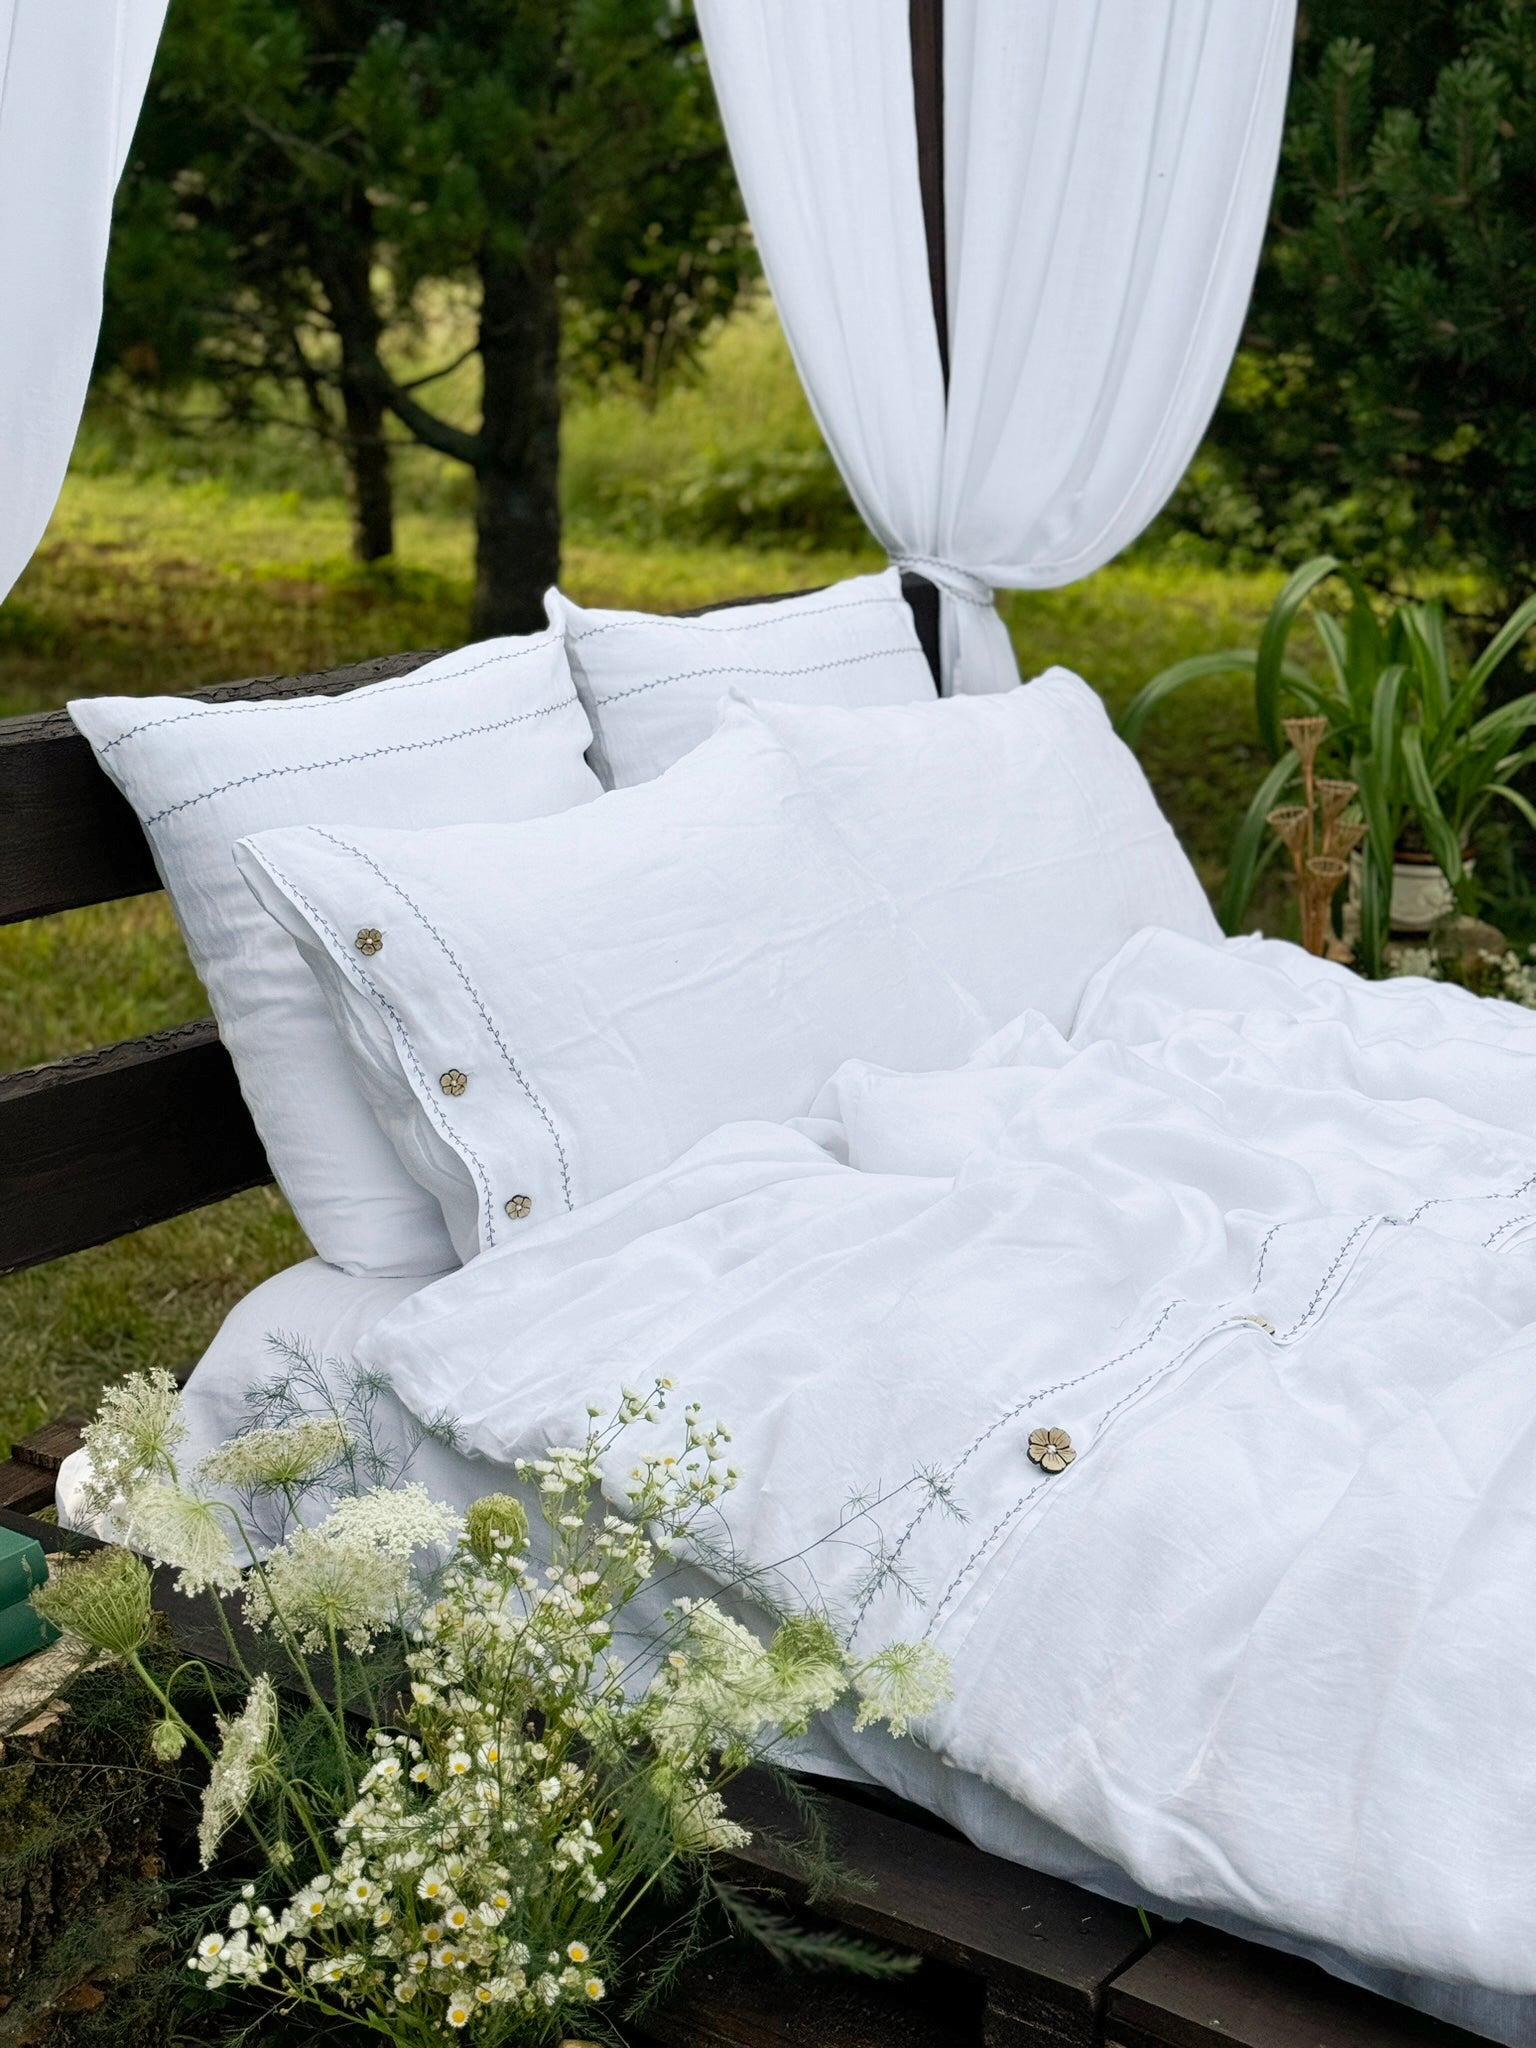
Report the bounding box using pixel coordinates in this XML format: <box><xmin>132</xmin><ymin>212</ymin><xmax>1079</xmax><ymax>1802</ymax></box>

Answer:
<box><xmin>888</xmin><ymin>554</ymin><xmax>994</xmax><ymax>609</ymax></box>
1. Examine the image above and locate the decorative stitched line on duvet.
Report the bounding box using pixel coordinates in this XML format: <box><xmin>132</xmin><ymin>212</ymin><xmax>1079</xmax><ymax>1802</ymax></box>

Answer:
<box><xmin>925</xmin><ymin>1169</ymin><xmax>1536</xmax><ymax>1635</ymax></box>
<box><xmin>568</xmin><ymin>593</ymin><xmax>892</xmax><ymax>646</ymax></box>
<box><xmin>925</xmin><ymin>1310</ymin><xmax>1246</xmax><ymax>1636</ymax></box>
<box><xmin>1248</xmin><ymin>1167</ymin><xmax>1536</xmax><ymax>1294</ymax></box>
<box><xmin>248</xmin><ymin>847</ymin><xmax>501</xmax><ymax>1250</ymax></box>
<box><xmin>591</xmin><ymin>644</ymin><xmax>920</xmax><ymax>708</ymax></box>
<box><xmin>140</xmin><ymin>695</ymin><xmax>579</xmax><ymax>827</ymax></box>
<box><xmin>309</xmin><ymin>827</ymin><xmax>575</xmax><ymax>1219</ymax></box>
<box><xmin>1485</xmin><ymin>1211</ymin><xmax>1536</xmax><ymax>1249</ymax></box>
<box><xmin>97</xmin><ymin>638</ymin><xmax>558</xmax><ymax>753</ymax></box>
<box><xmin>848</xmin><ymin>1297</ymin><xmax>1187</xmax><ymax>1635</ymax></box>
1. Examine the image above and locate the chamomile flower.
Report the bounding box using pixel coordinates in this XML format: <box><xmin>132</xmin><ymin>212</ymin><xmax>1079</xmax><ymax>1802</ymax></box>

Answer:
<box><xmin>566</xmin><ymin>1942</ymin><xmax>589</xmax><ymax>1964</ymax></box>
<box><xmin>445</xmin><ymin>2000</ymin><xmax>472</xmax><ymax>2028</ymax></box>
<box><xmin>585</xmin><ymin>1976</ymin><xmax>606</xmax><ymax>2000</ymax></box>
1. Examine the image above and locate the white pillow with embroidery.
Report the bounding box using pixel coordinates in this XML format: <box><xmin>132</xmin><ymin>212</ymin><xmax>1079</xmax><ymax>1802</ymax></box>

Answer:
<box><xmin>235</xmin><ymin>716</ymin><xmax>990</xmax><ymax>1262</ymax></box>
<box><xmin>547</xmin><ymin>567</ymin><xmax>935</xmax><ymax>788</ymax></box>
<box><xmin>69</xmin><ymin>630</ymin><xmax>600</xmax><ymax>1276</ymax></box>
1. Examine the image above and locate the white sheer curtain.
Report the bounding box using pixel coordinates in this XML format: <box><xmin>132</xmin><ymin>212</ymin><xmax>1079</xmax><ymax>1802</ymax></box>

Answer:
<box><xmin>0</xmin><ymin>0</ymin><xmax>167</xmax><ymax>605</ymax></box>
<box><xmin>697</xmin><ymin>0</ymin><xmax>1295</xmax><ymax>694</ymax></box>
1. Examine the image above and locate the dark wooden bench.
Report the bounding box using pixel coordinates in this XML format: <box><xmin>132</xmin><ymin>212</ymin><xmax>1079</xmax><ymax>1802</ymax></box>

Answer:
<box><xmin>0</xmin><ymin>581</ymin><xmax>1490</xmax><ymax>2043</ymax></box>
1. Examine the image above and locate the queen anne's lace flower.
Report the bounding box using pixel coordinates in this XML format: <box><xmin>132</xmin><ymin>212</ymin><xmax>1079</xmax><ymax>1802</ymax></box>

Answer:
<box><xmin>152</xmin><ymin>1718</ymin><xmax>189</xmax><ymax>1761</ymax></box>
<box><xmin>852</xmin><ymin>1640</ymin><xmax>953</xmax><ymax>1738</ymax></box>
<box><xmin>200</xmin><ymin>1416</ymin><xmax>353</xmax><ymax>1493</ymax></box>
<box><xmin>247</xmin><ymin>1523</ymin><xmax>413</xmax><ymax>1655</ymax></box>
<box><xmin>80</xmin><ymin>1368</ymin><xmax>186</xmax><ymax>1514</ymax></box>
<box><xmin>30</xmin><ymin>1547</ymin><xmax>153</xmax><ymax>1660</ymax></box>
<box><xmin>125</xmin><ymin>1482</ymin><xmax>242</xmax><ymax>1595</ymax></box>
<box><xmin>199</xmin><ymin>1674</ymin><xmax>278</xmax><ymax>1867</ymax></box>
<box><xmin>316</xmin><ymin>1482</ymin><xmax>460</xmax><ymax>1562</ymax></box>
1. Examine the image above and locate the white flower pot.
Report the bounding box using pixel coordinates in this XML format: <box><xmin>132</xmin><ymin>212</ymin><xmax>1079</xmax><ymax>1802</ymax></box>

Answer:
<box><xmin>1345</xmin><ymin>850</ymin><xmax>1467</xmax><ymax>937</ymax></box>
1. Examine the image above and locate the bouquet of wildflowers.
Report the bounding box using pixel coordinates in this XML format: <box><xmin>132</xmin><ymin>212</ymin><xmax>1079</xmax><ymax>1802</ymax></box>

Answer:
<box><xmin>34</xmin><ymin>1363</ymin><xmax>951</xmax><ymax>2045</ymax></box>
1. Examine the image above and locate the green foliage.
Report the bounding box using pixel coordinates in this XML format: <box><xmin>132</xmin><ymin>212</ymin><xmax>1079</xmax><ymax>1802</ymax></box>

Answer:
<box><xmin>1123</xmin><ymin>556</ymin><xmax>1536</xmax><ymax>969</ymax></box>
<box><xmin>1181</xmin><ymin>0</ymin><xmax>1536</xmax><ymax>593</ymax></box>
<box><xmin>102</xmin><ymin>0</ymin><xmax>755</xmax><ymax>602</ymax></box>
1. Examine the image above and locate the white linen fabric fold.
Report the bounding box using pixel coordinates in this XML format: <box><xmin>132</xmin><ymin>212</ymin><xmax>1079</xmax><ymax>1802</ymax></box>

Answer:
<box><xmin>695</xmin><ymin>0</ymin><xmax>1295</xmax><ymax>693</ymax></box>
<box><xmin>350</xmin><ymin>932</ymin><xmax>1536</xmax><ymax>2003</ymax></box>
<box><xmin>0</xmin><ymin>0</ymin><xmax>167</xmax><ymax>603</ymax></box>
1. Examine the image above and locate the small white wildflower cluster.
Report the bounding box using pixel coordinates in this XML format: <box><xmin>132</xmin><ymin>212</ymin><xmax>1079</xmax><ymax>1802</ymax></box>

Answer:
<box><xmin>182</xmin><ymin>1378</ymin><xmax>951</xmax><ymax>2044</ymax></box>
<box><xmin>1388</xmin><ymin>940</ymin><xmax>1536</xmax><ymax>1007</ymax></box>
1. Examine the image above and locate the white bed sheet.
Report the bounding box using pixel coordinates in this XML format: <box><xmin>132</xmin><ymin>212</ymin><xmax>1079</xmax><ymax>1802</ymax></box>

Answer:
<box><xmin>57</xmin><ymin>933</ymin><xmax>1536</xmax><ymax>2041</ymax></box>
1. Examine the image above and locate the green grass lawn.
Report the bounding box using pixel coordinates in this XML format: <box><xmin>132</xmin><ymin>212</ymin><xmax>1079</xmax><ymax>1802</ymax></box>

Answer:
<box><xmin>0</xmin><ymin>315</ymin><xmax>1286</xmax><ymax>1456</ymax></box>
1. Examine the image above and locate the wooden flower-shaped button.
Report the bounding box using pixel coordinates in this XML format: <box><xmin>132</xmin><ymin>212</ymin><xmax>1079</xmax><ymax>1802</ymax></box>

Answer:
<box><xmin>504</xmin><ymin>1195</ymin><xmax>533</xmax><ymax>1220</ymax></box>
<box><xmin>439</xmin><ymin>1069</ymin><xmax>468</xmax><ymax>1097</ymax></box>
<box><xmin>354</xmin><ymin>927</ymin><xmax>384</xmax><ymax>956</ymax></box>
<box><xmin>1028</xmin><ymin>1427</ymin><xmax>1075</xmax><ymax>1473</ymax></box>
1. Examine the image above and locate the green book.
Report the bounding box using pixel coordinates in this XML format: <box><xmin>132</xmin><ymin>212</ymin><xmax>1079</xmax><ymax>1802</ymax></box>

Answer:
<box><xmin>0</xmin><ymin>1600</ymin><xmax>58</xmax><ymax>1669</ymax></box>
<box><xmin>0</xmin><ymin>1528</ymin><xmax>49</xmax><ymax>1613</ymax></box>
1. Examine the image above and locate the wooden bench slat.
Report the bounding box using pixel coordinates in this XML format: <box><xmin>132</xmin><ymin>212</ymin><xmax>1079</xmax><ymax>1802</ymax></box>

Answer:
<box><xmin>0</xmin><ymin>1506</ymin><xmax>98</xmax><ymax>1555</ymax></box>
<box><xmin>0</xmin><ymin>1018</ymin><xmax>273</xmax><ymax>1275</ymax></box>
<box><xmin>0</xmin><ymin>1465</ymin><xmax>61</xmax><ymax>1516</ymax></box>
<box><xmin>1105</xmin><ymin>1924</ymin><xmax>1489</xmax><ymax>2048</ymax></box>
<box><xmin>12</xmin><ymin>1417</ymin><xmax>86</xmax><ymax>1473</ymax></box>
<box><xmin>637</xmin><ymin>1936</ymin><xmax>980</xmax><ymax>2048</ymax></box>
<box><xmin>0</xmin><ymin>650</ymin><xmax>440</xmax><ymax>928</ymax></box>
<box><xmin>724</xmin><ymin>1770</ymin><xmax>1146</xmax><ymax>2046</ymax></box>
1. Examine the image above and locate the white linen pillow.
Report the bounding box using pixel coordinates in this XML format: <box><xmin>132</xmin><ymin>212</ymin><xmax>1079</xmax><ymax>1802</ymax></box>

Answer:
<box><xmin>69</xmin><ymin>630</ymin><xmax>601</xmax><ymax>1276</ymax></box>
<box><xmin>547</xmin><ymin>566</ymin><xmax>935</xmax><ymax>788</ymax></box>
<box><xmin>235</xmin><ymin>717</ymin><xmax>990</xmax><ymax>1262</ymax></box>
<box><xmin>720</xmin><ymin>672</ymin><xmax>1221</xmax><ymax>1035</ymax></box>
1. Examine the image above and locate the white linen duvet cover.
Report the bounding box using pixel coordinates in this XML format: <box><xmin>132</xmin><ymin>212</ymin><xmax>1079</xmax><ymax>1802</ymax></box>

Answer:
<box><xmin>59</xmin><ymin>931</ymin><xmax>1536</xmax><ymax>2035</ymax></box>
<box><xmin>341</xmin><ymin>930</ymin><xmax>1536</xmax><ymax>2015</ymax></box>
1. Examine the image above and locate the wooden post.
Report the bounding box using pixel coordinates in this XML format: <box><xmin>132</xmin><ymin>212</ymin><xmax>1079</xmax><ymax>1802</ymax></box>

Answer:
<box><xmin>910</xmin><ymin>0</ymin><xmax>950</xmax><ymax>390</ymax></box>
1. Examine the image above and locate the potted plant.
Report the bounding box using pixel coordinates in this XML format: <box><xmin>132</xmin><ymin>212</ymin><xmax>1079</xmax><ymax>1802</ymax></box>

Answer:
<box><xmin>1119</xmin><ymin>556</ymin><xmax>1536</xmax><ymax>974</ymax></box>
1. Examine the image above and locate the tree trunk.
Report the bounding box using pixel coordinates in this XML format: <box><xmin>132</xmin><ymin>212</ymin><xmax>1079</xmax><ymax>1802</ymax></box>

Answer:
<box><xmin>471</xmin><ymin>243</ymin><xmax>561</xmax><ymax>639</ymax></box>
<box><xmin>315</xmin><ymin>210</ymin><xmax>396</xmax><ymax>564</ymax></box>
<box><xmin>339</xmin><ymin>363</ymin><xmax>395</xmax><ymax>563</ymax></box>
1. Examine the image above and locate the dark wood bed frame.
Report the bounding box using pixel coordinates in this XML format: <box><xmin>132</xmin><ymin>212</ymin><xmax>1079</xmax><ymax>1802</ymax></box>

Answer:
<box><xmin>0</xmin><ymin>5</ymin><xmax>1489</xmax><ymax>2042</ymax></box>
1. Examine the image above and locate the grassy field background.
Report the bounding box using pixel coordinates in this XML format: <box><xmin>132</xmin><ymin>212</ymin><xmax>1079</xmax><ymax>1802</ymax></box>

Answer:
<box><xmin>0</xmin><ymin>306</ymin><xmax>1285</xmax><ymax>1454</ymax></box>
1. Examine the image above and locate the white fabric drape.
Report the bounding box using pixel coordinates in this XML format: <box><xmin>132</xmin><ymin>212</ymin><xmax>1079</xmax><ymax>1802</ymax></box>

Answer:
<box><xmin>0</xmin><ymin>0</ymin><xmax>167</xmax><ymax>605</ymax></box>
<box><xmin>697</xmin><ymin>0</ymin><xmax>1296</xmax><ymax>694</ymax></box>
